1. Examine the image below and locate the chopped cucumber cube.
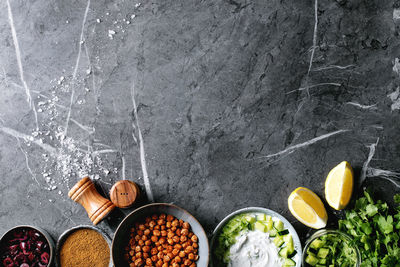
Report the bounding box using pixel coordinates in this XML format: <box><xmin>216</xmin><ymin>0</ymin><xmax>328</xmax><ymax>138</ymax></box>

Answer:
<box><xmin>257</xmin><ymin>214</ymin><xmax>267</xmax><ymax>221</ymax></box>
<box><xmin>244</xmin><ymin>215</ymin><xmax>256</xmax><ymax>224</ymax></box>
<box><xmin>274</xmin><ymin>220</ymin><xmax>285</xmax><ymax>231</ymax></box>
<box><xmin>269</xmin><ymin>228</ymin><xmax>277</xmax><ymax>237</ymax></box>
<box><xmin>305</xmin><ymin>254</ymin><xmax>319</xmax><ymax>266</ymax></box>
<box><xmin>283</xmin><ymin>258</ymin><xmax>296</xmax><ymax>266</ymax></box>
<box><xmin>273</xmin><ymin>236</ymin><xmax>285</xmax><ymax>247</ymax></box>
<box><xmin>317</xmin><ymin>248</ymin><xmax>330</xmax><ymax>259</ymax></box>
<box><xmin>254</xmin><ymin>221</ymin><xmax>267</xmax><ymax>232</ymax></box>
<box><xmin>278</xmin><ymin>229</ymin><xmax>290</xmax><ymax>236</ymax></box>
<box><xmin>279</xmin><ymin>247</ymin><xmax>289</xmax><ymax>258</ymax></box>
<box><xmin>310</xmin><ymin>238</ymin><xmax>326</xmax><ymax>249</ymax></box>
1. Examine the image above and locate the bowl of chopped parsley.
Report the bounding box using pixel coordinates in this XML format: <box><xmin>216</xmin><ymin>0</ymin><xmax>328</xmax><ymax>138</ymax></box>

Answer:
<box><xmin>302</xmin><ymin>229</ymin><xmax>360</xmax><ymax>267</ymax></box>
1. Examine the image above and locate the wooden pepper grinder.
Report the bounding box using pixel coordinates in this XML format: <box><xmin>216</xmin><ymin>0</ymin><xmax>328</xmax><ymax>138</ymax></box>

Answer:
<box><xmin>68</xmin><ymin>177</ymin><xmax>116</xmax><ymax>225</ymax></box>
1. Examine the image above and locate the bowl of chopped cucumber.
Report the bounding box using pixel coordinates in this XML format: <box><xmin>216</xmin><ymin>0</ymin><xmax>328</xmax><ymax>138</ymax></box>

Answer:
<box><xmin>210</xmin><ymin>207</ymin><xmax>302</xmax><ymax>267</ymax></box>
<box><xmin>302</xmin><ymin>229</ymin><xmax>361</xmax><ymax>267</ymax></box>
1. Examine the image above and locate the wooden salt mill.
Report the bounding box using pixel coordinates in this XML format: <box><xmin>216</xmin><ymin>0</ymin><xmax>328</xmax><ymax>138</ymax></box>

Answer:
<box><xmin>68</xmin><ymin>177</ymin><xmax>116</xmax><ymax>225</ymax></box>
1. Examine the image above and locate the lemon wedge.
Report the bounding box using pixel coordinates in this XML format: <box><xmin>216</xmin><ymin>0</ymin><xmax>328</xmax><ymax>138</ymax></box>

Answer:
<box><xmin>288</xmin><ymin>187</ymin><xmax>328</xmax><ymax>229</ymax></box>
<box><xmin>325</xmin><ymin>161</ymin><xmax>354</xmax><ymax>210</ymax></box>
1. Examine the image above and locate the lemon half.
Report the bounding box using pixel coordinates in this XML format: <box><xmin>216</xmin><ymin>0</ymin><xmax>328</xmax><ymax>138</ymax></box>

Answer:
<box><xmin>288</xmin><ymin>187</ymin><xmax>328</xmax><ymax>229</ymax></box>
<box><xmin>325</xmin><ymin>161</ymin><xmax>354</xmax><ymax>210</ymax></box>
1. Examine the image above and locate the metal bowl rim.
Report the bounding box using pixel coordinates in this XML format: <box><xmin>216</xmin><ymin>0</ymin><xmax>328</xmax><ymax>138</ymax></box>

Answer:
<box><xmin>55</xmin><ymin>224</ymin><xmax>112</xmax><ymax>267</ymax></box>
<box><xmin>0</xmin><ymin>224</ymin><xmax>55</xmax><ymax>266</ymax></box>
<box><xmin>111</xmin><ymin>202</ymin><xmax>210</xmax><ymax>266</ymax></box>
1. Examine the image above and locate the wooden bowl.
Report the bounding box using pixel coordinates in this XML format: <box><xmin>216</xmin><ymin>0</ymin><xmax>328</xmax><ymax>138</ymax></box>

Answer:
<box><xmin>55</xmin><ymin>225</ymin><xmax>112</xmax><ymax>267</ymax></box>
<box><xmin>0</xmin><ymin>225</ymin><xmax>55</xmax><ymax>266</ymax></box>
<box><xmin>112</xmin><ymin>203</ymin><xmax>209</xmax><ymax>267</ymax></box>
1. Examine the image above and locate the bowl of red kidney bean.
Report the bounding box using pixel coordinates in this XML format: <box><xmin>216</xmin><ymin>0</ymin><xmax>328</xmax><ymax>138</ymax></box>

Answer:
<box><xmin>0</xmin><ymin>225</ymin><xmax>54</xmax><ymax>267</ymax></box>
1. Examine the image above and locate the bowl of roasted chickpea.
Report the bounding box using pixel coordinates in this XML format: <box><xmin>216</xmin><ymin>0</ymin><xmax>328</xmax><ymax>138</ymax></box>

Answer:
<box><xmin>111</xmin><ymin>203</ymin><xmax>209</xmax><ymax>267</ymax></box>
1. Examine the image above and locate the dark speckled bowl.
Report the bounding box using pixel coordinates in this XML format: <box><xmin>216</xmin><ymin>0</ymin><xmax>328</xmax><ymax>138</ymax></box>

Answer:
<box><xmin>112</xmin><ymin>203</ymin><xmax>209</xmax><ymax>267</ymax></box>
<box><xmin>0</xmin><ymin>225</ymin><xmax>55</xmax><ymax>267</ymax></box>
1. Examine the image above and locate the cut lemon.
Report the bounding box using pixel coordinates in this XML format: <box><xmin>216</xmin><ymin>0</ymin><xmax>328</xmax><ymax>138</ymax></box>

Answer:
<box><xmin>325</xmin><ymin>161</ymin><xmax>353</xmax><ymax>210</ymax></box>
<box><xmin>288</xmin><ymin>187</ymin><xmax>328</xmax><ymax>229</ymax></box>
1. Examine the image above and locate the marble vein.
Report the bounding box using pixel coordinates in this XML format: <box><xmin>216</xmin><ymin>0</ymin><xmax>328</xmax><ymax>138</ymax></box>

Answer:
<box><xmin>304</xmin><ymin>0</ymin><xmax>318</xmax><ymax>95</ymax></box>
<box><xmin>0</xmin><ymin>126</ymin><xmax>57</xmax><ymax>155</ymax></box>
<box><xmin>131</xmin><ymin>81</ymin><xmax>154</xmax><ymax>202</ymax></box>
<box><xmin>72</xmin><ymin>0</ymin><xmax>91</xmax><ymax>79</ymax></box>
<box><xmin>16</xmin><ymin>137</ymin><xmax>39</xmax><ymax>185</ymax></box>
<box><xmin>65</xmin><ymin>0</ymin><xmax>90</xmax><ymax>137</ymax></box>
<box><xmin>346</xmin><ymin>102</ymin><xmax>377</xmax><ymax>110</ymax></box>
<box><xmin>70</xmin><ymin>118</ymin><xmax>95</xmax><ymax>134</ymax></box>
<box><xmin>6</xmin><ymin>0</ymin><xmax>39</xmax><ymax>130</ymax></box>
<box><xmin>313</xmin><ymin>65</ymin><xmax>355</xmax><ymax>71</ymax></box>
<box><xmin>287</xmin><ymin>82</ymin><xmax>341</xmax><ymax>94</ymax></box>
<box><xmin>360</xmin><ymin>138</ymin><xmax>379</xmax><ymax>184</ymax></box>
<box><xmin>257</xmin><ymin>129</ymin><xmax>349</xmax><ymax>160</ymax></box>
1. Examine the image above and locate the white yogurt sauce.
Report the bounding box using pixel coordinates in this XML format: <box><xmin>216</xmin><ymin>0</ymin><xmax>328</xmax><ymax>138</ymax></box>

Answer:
<box><xmin>228</xmin><ymin>230</ymin><xmax>283</xmax><ymax>267</ymax></box>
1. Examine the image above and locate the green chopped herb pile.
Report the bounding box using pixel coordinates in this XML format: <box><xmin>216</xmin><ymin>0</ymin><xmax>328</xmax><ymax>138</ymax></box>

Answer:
<box><xmin>338</xmin><ymin>191</ymin><xmax>400</xmax><ymax>267</ymax></box>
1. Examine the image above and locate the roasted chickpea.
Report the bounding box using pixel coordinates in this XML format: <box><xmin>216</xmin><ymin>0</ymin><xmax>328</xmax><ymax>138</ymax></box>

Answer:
<box><xmin>161</xmin><ymin>230</ymin><xmax>167</xmax><ymax>237</ymax></box>
<box><xmin>164</xmin><ymin>255</ymin><xmax>171</xmax><ymax>262</ymax></box>
<box><xmin>172</xmin><ymin>248</ymin><xmax>179</xmax><ymax>256</ymax></box>
<box><xmin>154</xmin><ymin>229</ymin><xmax>161</xmax><ymax>236</ymax></box>
<box><xmin>188</xmin><ymin>253</ymin><xmax>195</xmax><ymax>260</ymax></box>
<box><xmin>181</xmin><ymin>229</ymin><xmax>189</xmax><ymax>236</ymax></box>
<box><xmin>166</xmin><ymin>215</ymin><xmax>174</xmax><ymax>222</ymax></box>
<box><xmin>167</xmin><ymin>238</ymin><xmax>174</xmax><ymax>245</ymax></box>
<box><xmin>166</xmin><ymin>221</ymin><xmax>172</xmax><ymax>228</ymax></box>
<box><xmin>179</xmin><ymin>251</ymin><xmax>186</xmax><ymax>258</ymax></box>
<box><xmin>151</xmin><ymin>255</ymin><xmax>158</xmax><ymax>261</ymax></box>
<box><xmin>152</xmin><ymin>214</ymin><xmax>158</xmax><ymax>220</ymax></box>
<box><xmin>182</xmin><ymin>222</ymin><xmax>190</xmax><ymax>229</ymax></box>
<box><xmin>180</xmin><ymin>236</ymin><xmax>188</xmax><ymax>242</ymax></box>
<box><xmin>161</xmin><ymin>225</ymin><xmax>166</xmax><ymax>230</ymax></box>
<box><xmin>143</xmin><ymin>252</ymin><xmax>149</xmax><ymax>259</ymax></box>
<box><xmin>162</xmin><ymin>263</ymin><xmax>168</xmax><ymax>267</ymax></box>
<box><xmin>174</xmin><ymin>244</ymin><xmax>182</xmax><ymax>250</ymax></box>
<box><xmin>138</xmin><ymin>240</ymin><xmax>144</xmax><ymax>246</ymax></box>
<box><xmin>156</xmin><ymin>260</ymin><xmax>163</xmax><ymax>267</ymax></box>
<box><xmin>151</xmin><ymin>236</ymin><xmax>158</xmax><ymax>242</ymax></box>
<box><xmin>157</xmin><ymin>219</ymin><xmax>164</xmax><ymax>225</ymax></box>
<box><xmin>144</xmin><ymin>229</ymin><xmax>151</xmax><ymax>236</ymax></box>
<box><xmin>149</xmin><ymin>221</ymin><xmax>156</xmax><ymax>228</ymax></box>
<box><xmin>151</xmin><ymin>248</ymin><xmax>158</xmax><ymax>255</ymax></box>
<box><xmin>134</xmin><ymin>258</ymin><xmax>143</xmax><ymax>266</ymax></box>
<box><xmin>190</xmin><ymin>263</ymin><xmax>196</xmax><ymax>267</ymax></box>
<box><xmin>172</xmin><ymin>219</ymin><xmax>179</xmax><ymax>227</ymax></box>
<box><xmin>184</xmin><ymin>259</ymin><xmax>192</xmax><ymax>266</ymax></box>
<box><xmin>146</xmin><ymin>258</ymin><xmax>152</xmax><ymax>265</ymax></box>
<box><xmin>159</xmin><ymin>237</ymin><xmax>166</xmax><ymax>244</ymax></box>
<box><xmin>172</xmin><ymin>236</ymin><xmax>180</xmax><ymax>243</ymax></box>
<box><xmin>192</xmin><ymin>242</ymin><xmax>198</xmax><ymax>248</ymax></box>
<box><xmin>191</xmin><ymin>235</ymin><xmax>198</xmax><ymax>243</ymax></box>
<box><xmin>145</xmin><ymin>240</ymin><xmax>151</xmax><ymax>246</ymax></box>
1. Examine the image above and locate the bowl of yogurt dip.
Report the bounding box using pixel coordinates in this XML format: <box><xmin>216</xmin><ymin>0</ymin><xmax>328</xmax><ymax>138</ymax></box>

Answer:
<box><xmin>210</xmin><ymin>207</ymin><xmax>302</xmax><ymax>267</ymax></box>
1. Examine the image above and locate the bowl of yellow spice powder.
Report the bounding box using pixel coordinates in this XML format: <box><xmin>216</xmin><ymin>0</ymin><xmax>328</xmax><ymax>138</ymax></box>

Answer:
<box><xmin>56</xmin><ymin>225</ymin><xmax>112</xmax><ymax>267</ymax></box>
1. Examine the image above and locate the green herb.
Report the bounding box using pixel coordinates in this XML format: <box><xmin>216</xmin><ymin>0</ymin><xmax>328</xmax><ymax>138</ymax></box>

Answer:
<box><xmin>339</xmin><ymin>191</ymin><xmax>400</xmax><ymax>267</ymax></box>
<box><xmin>304</xmin><ymin>232</ymin><xmax>358</xmax><ymax>266</ymax></box>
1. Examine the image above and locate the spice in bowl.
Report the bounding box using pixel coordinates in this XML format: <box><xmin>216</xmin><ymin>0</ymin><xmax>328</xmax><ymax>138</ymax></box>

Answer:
<box><xmin>1</xmin><ymin>227</ymin><xmax>51</xmax><ymax>267</ymax></box>
<box><xmin>125</xmin><ymin>213</ymin><xmax>199</xmax><ymax>267</ymax></box>
<box><xmin>59</xmin><ymin>228</ymin><xmax>110</xmax><ymax>267</ymax></box>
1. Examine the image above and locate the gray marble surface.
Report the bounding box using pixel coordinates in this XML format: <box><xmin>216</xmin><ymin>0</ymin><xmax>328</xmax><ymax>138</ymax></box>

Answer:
<box><xmin>1</xmin><ymin>0</ymin><xmax>400</xmax><ymax>262</ymax></box>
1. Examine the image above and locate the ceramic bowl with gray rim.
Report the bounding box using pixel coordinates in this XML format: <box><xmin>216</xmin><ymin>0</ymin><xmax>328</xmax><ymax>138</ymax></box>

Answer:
<box><xmin>0</xmin><ymin>225</ymin><xmax>55</xmax><ymax>266</ymax></box>
<box><xmin>210</xmin><ymin>207</ymin><xmax>302</xmax><ymax>267</ymax></box>
<box><xmin>56</xmin><ymin>225</ymin><xmax>112</xmax><ymax>267</ymax></box>
<box><xmin>112</xmin><ymin>203</ymin><xmax>209</xmax><ymax>267</ymax></box>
